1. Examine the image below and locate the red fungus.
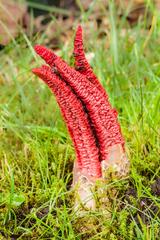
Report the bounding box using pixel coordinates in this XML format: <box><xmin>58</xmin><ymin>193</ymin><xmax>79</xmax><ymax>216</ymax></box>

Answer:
<box><xmin>34</xmin><ymin>45</ymin><xmax>124</xmax><ymax>162</ymax></box>
<box><xmin>32</xmin><ymin>26</ymin><xmax>129</xmax><ymax>209</ymax></box>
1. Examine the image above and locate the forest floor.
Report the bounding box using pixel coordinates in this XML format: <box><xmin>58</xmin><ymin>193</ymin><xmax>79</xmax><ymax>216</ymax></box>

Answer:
<box><xmin>0</xmin><ymin>1</ymin><xmax>160</xmax><ymax>239</ymax></box>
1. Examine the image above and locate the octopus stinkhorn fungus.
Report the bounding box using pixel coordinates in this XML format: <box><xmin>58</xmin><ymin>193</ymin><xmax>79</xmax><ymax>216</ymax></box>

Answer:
<box><xmin>32</xmin><ymin>26</ymin><xmax>129</xmax><ymax>210</ymax></box>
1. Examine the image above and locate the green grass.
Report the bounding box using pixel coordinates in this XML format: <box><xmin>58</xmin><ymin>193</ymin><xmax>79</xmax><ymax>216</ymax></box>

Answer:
<box><xmin>0</xmin><ymin>2</ymin><xmax>160</xmax><ymax>239</ymax></box>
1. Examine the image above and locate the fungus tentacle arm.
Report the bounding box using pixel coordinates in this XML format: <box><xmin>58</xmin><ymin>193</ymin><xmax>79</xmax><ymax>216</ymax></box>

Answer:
<box><xmin>32</xmin><ymin>65</ymin><xmax>101</xmax><ymax>177</ymax></box>
<box><xmin>73</xmin><ymin>25</ymin><xmax>106</xmax><ymax>95</ymax></box>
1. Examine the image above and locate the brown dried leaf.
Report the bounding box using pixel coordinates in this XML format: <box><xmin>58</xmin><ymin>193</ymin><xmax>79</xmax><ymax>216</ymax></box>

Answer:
<box><xmin>0</xmin><ymin>0</ymin><xmax>27</xmax><ymax>45</ymax></box>
<box><xmin>116</xmin><ymin>0</ymin><xmax>159</xmax><ymax>25</ymax></box>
